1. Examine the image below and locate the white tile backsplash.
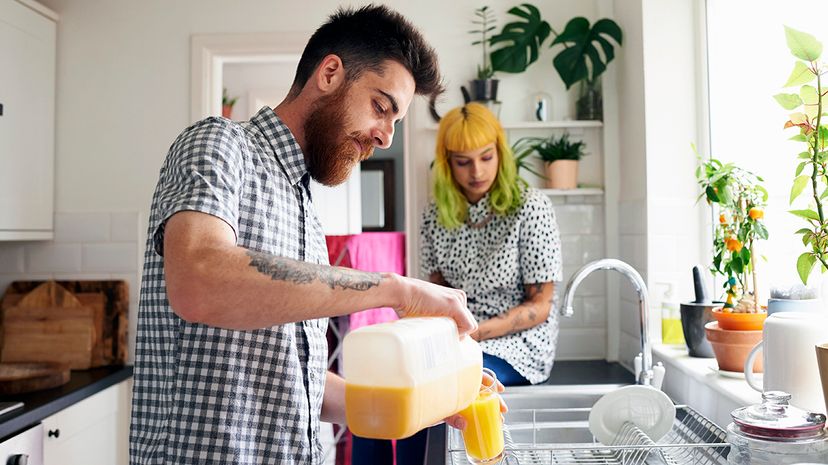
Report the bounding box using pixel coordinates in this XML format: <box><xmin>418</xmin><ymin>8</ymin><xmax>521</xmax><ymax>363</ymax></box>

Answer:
<box><xmin>581</xmin><ymin>235</ymin><xmax>604</xmax><ymax>263</ymax></box>
<box><xmin>0</xmin><ymin>244</ymin><xmax>25</xmax><ymax>273</ymax></box>
<box><xmin>111</xmin><ymin>212</ymin><xmax>140</xmax><ymax>242</ymax></box>
<box><xmin>582</xmin><ymin>296</ymin><xmax>607</xmax><ymax>326</ymax></box>
<box><xmin>54</xmin><ymin>212</ymin><xmax>110</xmax><ymax>243</ymax></box>
<box><xmin>560</xmin><ymin>236</ymin><xmax>582</xmax><ymax>267</ymax></box>
<box><xmin>83</xmin><ymin>243</ymin><xmax>137</xmax><ymax>272</ymax></box>
<box><xmin>556</xmin><ymin>204</ymin><xmax>603</xmax><ymax>235</ymax></box>
<box><xmin>557</xmin><ymin>328</ymin><xmax>607</xmax><ymax>360</ymax></box>
<box><xmin>26</xmin><ymin>243</ymin><xmax>83</xmax><ymax>273</ymax></box>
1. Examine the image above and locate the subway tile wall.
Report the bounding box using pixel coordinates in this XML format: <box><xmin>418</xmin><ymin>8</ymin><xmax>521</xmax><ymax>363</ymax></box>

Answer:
<box><xmin>550</xmin><ymin>195</ymin><xmax>608</xmax><ymax>360</ymax></box>
<box><xmin>0</xmin><ymin>212</ymin><xmax>143</xmax><ymax>364</ymax></box>
<box><xmin>0</xmin><ymin>199</ymin><xmax>609</xmax><ymax>363</ymax></box>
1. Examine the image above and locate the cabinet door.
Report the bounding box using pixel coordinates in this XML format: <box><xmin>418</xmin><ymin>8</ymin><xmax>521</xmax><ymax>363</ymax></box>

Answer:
<box><xmin>43</xmin><ymin>380</ymin><xmax>131</xmax><ymax>465</ymax></box>
<box><xmin>0</xmin><ymin>0</ymin><xmax>55</xmax><ymax>239</ymax></box>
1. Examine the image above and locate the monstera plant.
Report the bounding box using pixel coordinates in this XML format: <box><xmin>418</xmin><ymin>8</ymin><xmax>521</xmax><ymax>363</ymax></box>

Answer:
<box><xmin>488</xmin><ymin>3</ymin><xmax>623</xmax><ymax>120</ymax></box>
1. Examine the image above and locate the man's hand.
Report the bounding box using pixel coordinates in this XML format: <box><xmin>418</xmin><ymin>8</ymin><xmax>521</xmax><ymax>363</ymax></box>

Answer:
<box><xmin>444</xmin><ymin>370</ymin><xmax>507</xmax><ymax>430</ymax></box>
<box><xmin>393</xmin><ymin>275</ymin><xmax>477</xmax><ymax>336</ymax></box>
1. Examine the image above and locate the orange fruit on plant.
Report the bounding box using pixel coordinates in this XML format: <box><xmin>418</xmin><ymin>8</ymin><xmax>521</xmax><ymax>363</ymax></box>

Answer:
<box><xmin>719</xmin><ymin>214</ymin><xmax>727</xmax><ymax>224</ymax></box>
<box><xmin>748</xmin><ymin>208</ymin><xmax>764</xmax><ymax>220</ymax></box>
<box><xmin>726</xmin><ymin>237</ymin><xmax>743</xmax><ymax>252</ymax></box>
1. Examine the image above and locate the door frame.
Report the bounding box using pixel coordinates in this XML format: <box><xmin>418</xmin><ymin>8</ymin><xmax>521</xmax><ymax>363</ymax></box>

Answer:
<box><xmin>190</xmin><ymin>32</ymin><xmax>306</xmax><ymax>122</ymax></box>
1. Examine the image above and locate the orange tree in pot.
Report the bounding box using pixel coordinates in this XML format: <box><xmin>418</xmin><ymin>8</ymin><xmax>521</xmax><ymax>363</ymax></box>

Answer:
<box><xmin>696</xmin><ymin>150</ymin><xmax>769</xmax><ymax>371</ymax></box>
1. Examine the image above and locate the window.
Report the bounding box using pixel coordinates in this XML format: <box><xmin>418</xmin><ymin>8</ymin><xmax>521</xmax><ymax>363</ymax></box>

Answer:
<box><xmin>706</xmin><ymin>0</ymin><xmax>826</xmax><ymax>290</ymax></box>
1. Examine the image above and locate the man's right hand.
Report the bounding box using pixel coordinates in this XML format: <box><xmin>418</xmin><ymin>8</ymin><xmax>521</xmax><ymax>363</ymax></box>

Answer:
<box><xmin>390</xmin><ymin>274</ymin><xmax>477</xmax><ymax>336</ymax></box>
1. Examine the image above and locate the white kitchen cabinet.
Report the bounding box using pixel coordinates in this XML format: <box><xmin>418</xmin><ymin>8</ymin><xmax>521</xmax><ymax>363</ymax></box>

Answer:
<box><xmin>43</xmin><ymin>379</ymin><xmax>131</xmax><ymax>465</ymax></box>
<box><xmin>0</xmin><ymin>0</ymin><xmax>56</xmax><ymax>240</ymax></box>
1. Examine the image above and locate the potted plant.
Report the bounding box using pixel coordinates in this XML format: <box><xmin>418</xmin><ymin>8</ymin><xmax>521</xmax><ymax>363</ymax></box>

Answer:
<box><xmin>696</xmin><ymin>152</ymin><xmax>769</xmax><ymax>372</ymax></box>
<box><xmin>222</xmin><ymin>88</ymin><xmax>238</xmax><ymax>119</ymax></box>
<box><xmin>774</xmin><ymin>26</ymin><xmax>828</xmax><ymax>285</ymax></box>
<box><xmin>488</xmin><ymin>4</ymin><xmax>622</xmax><ymax>120</ymax></box>
<box><xmin>466</xmin><ymin>6</ymin><xmax>499</xmax><ymax>102</ymax></box>
<box><xmin>514</xmin><ymin>133</ymin><xmax>585</xmax><ymax>189</ymax></box>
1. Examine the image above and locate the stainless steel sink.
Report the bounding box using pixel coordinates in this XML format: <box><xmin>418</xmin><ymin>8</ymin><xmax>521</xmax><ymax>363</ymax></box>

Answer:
<box><xmin>499</xmin><ymin>384</ymin><xmax>623</xmax><ymax>444</ymax></box>
<box><xmin>500</xmin><ymin>384</ymin><xmax>625</xmax><ymax>410</ymax></box>
<box><xmin>445</xmin><ymin>383</ymin><xmax>731</xmax><ymax>465</ymax></box>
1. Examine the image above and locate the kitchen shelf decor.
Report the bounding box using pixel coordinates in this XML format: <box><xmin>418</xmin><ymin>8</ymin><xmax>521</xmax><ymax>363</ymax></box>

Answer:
<box><xmin>487</xmin><ymin>4</ymin><xmax>623</xmax><ymax>120</ymax></box>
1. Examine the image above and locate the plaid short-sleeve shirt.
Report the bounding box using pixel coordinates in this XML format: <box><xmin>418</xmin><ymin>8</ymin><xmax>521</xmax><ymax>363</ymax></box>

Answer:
<box><xmin>130</xmin><ymin>107</ymin><xmax>329</xmax><ymax>465</ymax></box>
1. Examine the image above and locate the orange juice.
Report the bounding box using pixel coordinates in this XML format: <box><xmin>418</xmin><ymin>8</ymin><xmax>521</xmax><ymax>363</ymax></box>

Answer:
<box><xmin>343</xmin><ymin>317</ymin><xmax>484</xmax><ymax>440</ymax></box>
<box><xmin>346</xmin><ymin>363</ymin><xmax>482</xmax><ymax>439</ymax></box>
<box><xmin>459</xmin><ymin>389</ymin><xmax>504</xmax><ymax>463</ymax></box>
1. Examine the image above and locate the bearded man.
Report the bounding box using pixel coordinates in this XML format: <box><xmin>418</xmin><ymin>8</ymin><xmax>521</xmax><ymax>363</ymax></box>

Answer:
<box><xmin>129</xmin><ymin>6</ymin><xmax>479</xmax><ymax>465</ymax></box>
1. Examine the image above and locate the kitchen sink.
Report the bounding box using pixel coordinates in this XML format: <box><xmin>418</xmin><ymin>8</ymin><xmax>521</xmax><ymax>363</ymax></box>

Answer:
<box><xmin>500</xmin><ymin>383</ymin><xmax>625</xmax><ymax>410</ymax></box>
<box><xmin>438</xmin><ymin>383</ymin><xmax>731</xmax><ymax>465</ymax></box>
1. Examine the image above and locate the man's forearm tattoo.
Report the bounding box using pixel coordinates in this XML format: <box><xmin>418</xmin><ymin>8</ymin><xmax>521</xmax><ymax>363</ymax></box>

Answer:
<box><xmin>247</xmin><ymin>250</ymin><xmax>381</xmax><ymax>291</ymax></box>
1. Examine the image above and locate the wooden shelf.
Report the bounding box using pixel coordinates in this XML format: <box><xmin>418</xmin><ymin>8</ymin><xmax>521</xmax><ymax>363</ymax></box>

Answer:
<box><xmin>502</xmin><ymin>120</ymin><xmax>603</xmax><ymax>129</ymax></box>
<box><xmin>539</xmin><ymin>187</ymin><xmax>604</xmax><ymax>196</ymax></box>
<box><xmin>423</xmin><ymin>120</ymin><xmax>603</xmax><ymax>131</ymax></box>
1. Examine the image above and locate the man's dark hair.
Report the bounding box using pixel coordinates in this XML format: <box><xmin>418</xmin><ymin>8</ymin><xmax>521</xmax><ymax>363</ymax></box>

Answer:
<box><xmin>289</xmin><ymin>4</ymin><xmax>444</xmax><ymax>100</ymax></box>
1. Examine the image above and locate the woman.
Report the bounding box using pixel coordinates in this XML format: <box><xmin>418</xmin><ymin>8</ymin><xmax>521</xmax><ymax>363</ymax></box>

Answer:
<box><xmin>420</xmin><ymin>102</ymin><xmax>562</xmax><ymax>387</ymax></box>
<box><xmin>352</xmin><ymin>102</ymin><xmax>560</xmax><ymax>465</ymax></box>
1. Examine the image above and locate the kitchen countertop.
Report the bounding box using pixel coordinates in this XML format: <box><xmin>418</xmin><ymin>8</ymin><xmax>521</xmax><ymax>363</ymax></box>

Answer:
<box><xmin>0</xmin><ymin>365</ymin><xmax>133</xmax><ymax>440</ymax></box>
<box><xmin>424</xmin><ymin>359</ymin><xmax>634</xmax><ymax>465</ymax></box>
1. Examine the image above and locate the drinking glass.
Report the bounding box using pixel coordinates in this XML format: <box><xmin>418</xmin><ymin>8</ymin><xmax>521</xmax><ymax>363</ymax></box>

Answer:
<box><xmin>459</xmin><ymin>368</ymin><xmax>505</xmax><ymax>464</ymax></box>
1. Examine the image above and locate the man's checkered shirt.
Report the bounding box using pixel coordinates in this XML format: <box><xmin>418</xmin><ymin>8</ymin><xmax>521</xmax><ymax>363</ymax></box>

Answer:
<box><xmin>130</xmin><ymin>107</ymin><xmax>329</xmax><ymax>465</ymax></box>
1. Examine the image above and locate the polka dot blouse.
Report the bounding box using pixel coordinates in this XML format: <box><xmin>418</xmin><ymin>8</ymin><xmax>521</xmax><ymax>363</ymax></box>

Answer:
<box><xmin>419</xmin><ymin>187</ymin><xmax>563</xmax><ymax>384</ymax></box>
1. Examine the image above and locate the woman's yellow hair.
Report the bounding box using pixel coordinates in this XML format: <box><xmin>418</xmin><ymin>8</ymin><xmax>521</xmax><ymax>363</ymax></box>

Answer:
<box><xmin>433</xmin><ymin>102</ymin><xmax>523</xmax><ymax>228</ymax></box>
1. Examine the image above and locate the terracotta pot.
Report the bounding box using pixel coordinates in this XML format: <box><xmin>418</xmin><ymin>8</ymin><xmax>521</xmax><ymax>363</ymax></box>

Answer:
<box><xmin>544</xmin><ymin>160</ymin><xmax>578</xmax><ymax>189</ymax></box>
<box><xmin>712</xmin><ymin>308</ymin><xmax>767</xmax><ymax>331</ymax></box>
<box><xmin>222</xmin><ymin>104</ymin><xmax>233</xmax><ymax>119</ymax></box>
<box><xmin>705</xmin><ymin>321</ymin><xmax>763</xmax><ymax>373</ymax></box>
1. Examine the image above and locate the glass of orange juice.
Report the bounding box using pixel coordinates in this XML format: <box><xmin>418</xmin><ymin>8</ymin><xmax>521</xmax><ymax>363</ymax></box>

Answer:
<box><xmin>459</xmin><ymin>368</ymin><xmax>505</xmax><ymax>464</ymax></box>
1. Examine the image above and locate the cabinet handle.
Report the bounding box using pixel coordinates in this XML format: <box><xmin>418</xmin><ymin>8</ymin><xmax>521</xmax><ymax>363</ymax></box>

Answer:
<box><xmin>7</xmin><ymin>454</ymin><xmax>28</xmax><ymax>465</ymax></box>
<box><xmin>47</xmin><ymin>428</ymin><xmax>60</xmax><ymax>438</ymax></box>
<box><xmin>0</xmin><ymin>103</ymin><xmax>4</xmax><ymax>116</ymax></box>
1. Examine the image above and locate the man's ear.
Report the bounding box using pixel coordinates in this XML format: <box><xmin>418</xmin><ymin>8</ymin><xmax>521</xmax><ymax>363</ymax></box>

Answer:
<box><xmin>313</xmin><ymin>54</ymin><xmax>346</xmax><ymax>94</ymax></box>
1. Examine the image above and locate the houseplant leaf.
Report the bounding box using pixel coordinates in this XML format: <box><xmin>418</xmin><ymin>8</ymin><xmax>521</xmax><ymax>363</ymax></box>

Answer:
<box><xmin>797</xmin><ymin>252</ymin><xmax>817</xmax><ymax>284</ymax></box>
<box><xmin>490</xmin><ymin>4</ymin><xmax>551</xmax><ymax>74</ymax></box>
<box><xmin>784</xmin><ymin>61</ymin><xmax>816</xmax><ymax>87</ymax></box>
<box><xmin>550</xmin><ymin>17</ymin><xmax>623</xmax><ymax>89</ymax></box>
<box><xmin>801</xmin><ymin>85</ymin><xmax>820</xmax><ymax>118</ymax></box>
<box><xmin>791</xmin><ymin>209</ymin><xmax>821</xmax><ymax>221</ymax></box>
<box><xmin>785</xmin><ymin>26</ymin><xmax>823</xmax><ymax>62</ymax></box>
<box><xmin>774</xmin><ymin>92</ymin><xmax>803</xmax><ymax>110</ymax></box>
<box><xmin>790</xmin><ymin>174</ymin><xmax>810</xmax><ymax>204</ymax></box>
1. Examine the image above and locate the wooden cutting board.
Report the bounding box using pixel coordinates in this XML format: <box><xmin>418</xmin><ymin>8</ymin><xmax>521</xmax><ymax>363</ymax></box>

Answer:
<box><xmin>0</xmin><ymin>362</ymin><xmax>70</xmax><ymax>395</ymax></box>
<box><xmin>1</xmin><ymin>280</ymin><xmax>128</xmax><ymax>368</ymax></box>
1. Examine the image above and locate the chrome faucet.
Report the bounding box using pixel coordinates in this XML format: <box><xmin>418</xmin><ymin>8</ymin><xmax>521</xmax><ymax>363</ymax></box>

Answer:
<box><xmin>561</xmin><ymin>258</ymin><xmax>662</xmax><ymax>387</ymax></box>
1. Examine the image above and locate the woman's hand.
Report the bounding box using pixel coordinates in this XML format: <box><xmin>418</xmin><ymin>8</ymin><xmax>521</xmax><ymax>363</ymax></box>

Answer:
<box><xmin>442</xmin><ymin>370</ymin><xmax>508</xmax><ymax>430</ymax></box>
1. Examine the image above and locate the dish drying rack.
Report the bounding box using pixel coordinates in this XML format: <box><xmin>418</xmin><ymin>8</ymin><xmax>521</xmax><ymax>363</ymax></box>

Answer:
<box><xmin>447</xmin><ymin>405</ymin><xmax>730</xmax><ymax>465</ymax></box>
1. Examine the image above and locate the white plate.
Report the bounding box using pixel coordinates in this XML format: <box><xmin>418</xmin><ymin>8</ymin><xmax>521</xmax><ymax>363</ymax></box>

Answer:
<box><xmin>588</xmin><ymin>385</ymin><xmax>676</xmax><ymax>445</ymax></box>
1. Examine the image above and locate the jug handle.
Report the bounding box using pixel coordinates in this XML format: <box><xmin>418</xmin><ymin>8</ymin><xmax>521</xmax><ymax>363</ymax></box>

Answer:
<box><xmin>744</xmin><ymin>341</ymin><xmax>763</xmax><ymax>392</ymax></box>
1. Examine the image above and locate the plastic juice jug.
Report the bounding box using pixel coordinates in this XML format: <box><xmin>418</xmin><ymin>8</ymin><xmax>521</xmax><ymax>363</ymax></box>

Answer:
<box><xmin>459</xmin><ymin>368</ymin><xmax>505</xmax><ymax>464</ymax></box>
<box><xmin>343</xmin><ymin>317</ymin><xmax>483</xmax><ymax>439</ymax></box>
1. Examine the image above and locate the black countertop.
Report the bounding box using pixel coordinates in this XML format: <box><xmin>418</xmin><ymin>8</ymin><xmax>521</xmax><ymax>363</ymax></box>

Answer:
<box><xmin>425</xmin><ymin>360</ymin><xmax>634</xmax><ymax>465</ymax></box>
<box><xmin>0</xmin><ymin>365</ymin><xmax>133</xmax><ymax>440</ymax></box>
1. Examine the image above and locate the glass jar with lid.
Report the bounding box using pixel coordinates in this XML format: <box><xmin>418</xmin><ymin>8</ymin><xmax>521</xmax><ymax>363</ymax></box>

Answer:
<box><xmin>727</xmin><ymin>391</ymin><xmax>828</xmax><ymax>465</ymax></box>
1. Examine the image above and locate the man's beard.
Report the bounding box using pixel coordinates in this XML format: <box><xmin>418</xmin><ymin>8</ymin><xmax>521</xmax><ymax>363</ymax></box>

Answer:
<box><xmin>303</xmin><ymin>86</ymin><xmax>375</xmax><ymax>186</ymax></box>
